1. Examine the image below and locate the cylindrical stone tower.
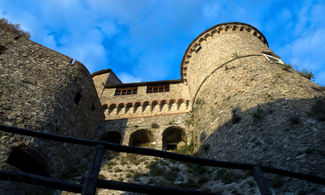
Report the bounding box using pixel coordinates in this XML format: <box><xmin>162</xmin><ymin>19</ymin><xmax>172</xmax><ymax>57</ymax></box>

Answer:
<box><xmin>182</xmin><ymin>23</ymin><xmax>324</xmax><ymax>187</ymax></box>
<box><xmin>181</xmin><ymin>22</ymin><xmax>270</xmax><ymax>99</ymax></box>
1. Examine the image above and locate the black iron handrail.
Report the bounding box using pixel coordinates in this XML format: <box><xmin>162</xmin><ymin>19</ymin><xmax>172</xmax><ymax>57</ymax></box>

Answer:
<box><xmin>0</xmin><ymin>124</ymin><xmax>324</xmax><ymax>195</ymax></box>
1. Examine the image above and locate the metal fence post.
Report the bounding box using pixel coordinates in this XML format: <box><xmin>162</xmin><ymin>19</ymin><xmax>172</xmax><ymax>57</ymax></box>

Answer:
<box><xmin>253</xmin><ymin>166</ymin><xmax>272</xmax><ymax>195</ymax></box>
<box><xmin>82</xmin><ymin>144</ymin><xmax>105</xmax><ymax>195</ymax></box>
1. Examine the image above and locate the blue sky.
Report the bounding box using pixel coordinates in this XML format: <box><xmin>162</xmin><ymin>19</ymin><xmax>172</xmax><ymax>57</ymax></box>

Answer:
<box><xmin>1</xmin><ymin>0</ymin><xmax>324</xmax><ymax>85</ymax></box>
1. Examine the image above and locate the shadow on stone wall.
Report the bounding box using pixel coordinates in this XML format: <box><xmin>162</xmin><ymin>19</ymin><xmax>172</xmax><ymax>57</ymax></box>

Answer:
<box><xmin>121</xmin><ymin>97</ymin><xmax>325</xmax><ymax>194</ymax></box>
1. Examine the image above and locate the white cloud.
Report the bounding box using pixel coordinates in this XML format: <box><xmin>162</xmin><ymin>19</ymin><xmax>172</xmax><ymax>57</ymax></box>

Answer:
<box><xmin>203</xmin><ymin>3</ymin><xmax>220</xmax><ymax>19</ymax></box>
<box><xmin>119</xmin><ymin>73</ymin><xmax>142</xmax><ymax>83</ymax></box>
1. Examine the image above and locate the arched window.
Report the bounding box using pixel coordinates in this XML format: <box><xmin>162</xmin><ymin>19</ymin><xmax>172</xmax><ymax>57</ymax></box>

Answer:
<box><xmin>129</xmin><ymin>129</ymin><xmax>153</xmax><ymax>148</ymax></box>
<box><xmin>162</xmin><ymin>127</ymin><xmax>186</xmax><ymax>151</ymax></box>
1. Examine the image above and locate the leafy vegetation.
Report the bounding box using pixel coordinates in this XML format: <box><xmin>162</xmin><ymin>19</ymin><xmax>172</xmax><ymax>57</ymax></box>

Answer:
<box><xmin>195</xmin><ymin>98</ymin><xmax>204</xmax><ymax>105</ymax></box>
<box><xmin>232</xmin><ymin>52</ymin><xmax>240</xmax><ymax>59</ymax></box>
<box><xmin>175</xmin><ymin>141</ymin><xmax>194</xmax><ymax>155</ymax></box>
<box><xmin>289</xmin><ymin>115</ymin><xmax>301</xmax><ymax>125</ymax></box>
<box><xmin>231</xmin><ymin>112</ymin><xmax>242</xmax><ymax>124</ymax></box>
<box><xmin>251</xmin><ymin>107</ymin><xmax>265</xmax><ymax>121</ymax></box>
<box><xmin>0</xmin><ymin>18</ymin><xmax>30</xmax><ymax>39</ymax></box>
<box><xmin>311</xmin><ymin>99</ymin><xmax>325</xmax><ymax>121</ymax></box>
<box><xmin>151</xmin><ymin>123</ymin><xmax>159</xmax><ymax>128</ymax></box>
<box><xmin>299</xmin><ymin>69</ymin><xmax>315</xmax><ymax>80</ymax></box>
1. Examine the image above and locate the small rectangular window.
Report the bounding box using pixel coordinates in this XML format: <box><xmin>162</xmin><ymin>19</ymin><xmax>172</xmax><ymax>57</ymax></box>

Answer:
<box><xmin>115</xmin><ymin>87</ymin><xmax>138</xmax><ymax>96</ymax></box>
<box><xmin>147</xmin><ymin>87</ymin><xmax>152</xmax><ymax>93</ymax></box>
<box><xmin>146</xmin><ymin>84</ymin><xmax>170</xmax><ymax>93</ymax></box>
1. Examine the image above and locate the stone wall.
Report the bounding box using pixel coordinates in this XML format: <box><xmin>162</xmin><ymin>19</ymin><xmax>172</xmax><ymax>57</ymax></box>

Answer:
<box><xmin>99</xmin><ymin>82</ymin><xmax>190</xmax><ymax>120</ymax></box>
<box><xmin>97</xmin><ymin>113</ymin><xmax>191</xmax><ymax>150</ymax></box>
<box><xmin>92</xmin><ymin>70</ymin><xmax>122</xmax><ymax>98</ymax></box>
<box><xmin>0</xmin><ymin>27</ymin><xmax>104</xmax><ymax>192</ymax></box>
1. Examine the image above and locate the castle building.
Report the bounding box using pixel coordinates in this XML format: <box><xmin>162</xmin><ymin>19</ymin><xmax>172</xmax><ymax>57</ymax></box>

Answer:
<box><xmin>92</xmin><ymin>22</ymin><xmax>282</xmax><ymax>151</ymax></box>
<box><xmin>1</xmin><ymin>21</ymin><xmax>324</xmax><ymax>194</ymax></box>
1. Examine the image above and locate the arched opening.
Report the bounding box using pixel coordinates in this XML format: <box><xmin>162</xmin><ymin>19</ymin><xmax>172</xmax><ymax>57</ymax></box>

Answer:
<box><xmin>100</xmin><ymin>131</ymin><xmax>122</xmax><ymax>144</ymax></box>
<box><xmin>117</xmin><ymin>103</ymin><xmax>125</xmax><ymax>114</ymax></box>
<box><xmin>151</xmin><ymin>101</ymin><xmax>158</xmax><ymax>112</ymax></box>
<box><xmin>177</xmin><ymin>99</ymin><xmax>184</xmax><ymax>110</ymax></box>
<box><xmin>142</xmin><ymin>101</ymin><xmax>149</xmax><ymax>112</ymax></box>
<box><xmin>129</xmin><ymin>129</ymin><xmax>153</xmax><ymax>148</ymax></box>
<box><xmin>125</xmin><ymin>103</ymin><xmax>133</xmax><ymax>114</ymax></box>
<box><xmin>169</xmin><ymin>99</ymin><xmax>175</xmax><ymax>111</ymax></box>
<box><xmin>7</xmin><ymin>145</ymin><xmax>49</xmax><ymax>176</ymax></box>
<box><xmin>162</xmin><ymin>127</ymin><xmax>186</xmax><ymax>151</ymax></box>
<box><xmin>108</xmin><ymin>104</ymin><xmax>116</xmax><ymax>115</ymax></box>
<box><xmin>160</xmin><ymin>100</ymin><xmax>167</xmax><ymax>111</ymax></box>
<box><xmin>134</xmin><ymin>102</ymin><xmax>141</xmax><ymax>113</ymax></box>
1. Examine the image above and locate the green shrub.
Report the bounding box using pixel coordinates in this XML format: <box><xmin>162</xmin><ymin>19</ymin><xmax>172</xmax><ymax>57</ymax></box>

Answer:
<box><xmin>114</xmin><ymin>167</ymin><xmax>122</xmax><ymax>172</ymax></box>
<box><xmin>251</xmin><ymin>107</ymin><xmax>265</xmax><ymax>121</ymax></box>
<box><xmin>214</xmin><ymin>169</ymin><xmax>227</xmax><ymax>180</ymax></box>
<box><xmin>187</xmin><ymin>164</ymin><xmax>207</xmax><ymax>175</ymax></box>
<box><xmin>175</xmin><ymin>142</ymin><xmax>194</xmax><ymax>155</ymax></box>
<box><xmin>195</xmin><ymin>98</ymin><xmax>204</xmax><ymax>105</ymax></box>
<box><xmin>232</xmin><ymin>113</ymin><xmax>242</xmax><ymax>124</ymax></box>
<box><xmin>278</xmin><ymin>64</ymin><xmax>292</xmax><ymax>71</ymax></box>
<box><xmin>299</xmin><ymin>69</ymin><xmax>315</xmax><ymax>80</ymax></box>
<box><xmin>289</xmin><ymin>115</ymin><xmax>301</xmax><ymax>125</ymax></box>
<box><xmin>151</xmin><ymin>123</ymin><xmax>159</xmax><ymax>128</ymax></box>
<box><xmin>202</xmin><ymin>143</ymin><xmax>210</xmax><ymax>152</ymax></box>
<box><xmin>0</xmin><ymin>18</ymin><xmax>30</xmax><ymax>39</ymax></box>
<box><xmin>311</xmin><ymin>99</ymin><xmax>325</xmax><ymax>121</ymax></box>
<box><xmin>232</xmin><ymin>52</ymin><xmax>240</xmax><ymax>58</ymax></box>
<box><xmin>149</xmin><ymin>162</ymin><xmax>164</xmax><ymax>176</ymax></box>
<box><xmin>269</xmin><ymin>176</ymin><xmax>285</xmax><ymax>187</ymax></box>
<box><xmin>221</xmin><ymin>170</ymin><xmax>246</xmax><ymax>184</ymax></box>
<box><xmin>177</xmin><ymin>179</ymin><xmax>200</xmax><ymax>189</ymax></box>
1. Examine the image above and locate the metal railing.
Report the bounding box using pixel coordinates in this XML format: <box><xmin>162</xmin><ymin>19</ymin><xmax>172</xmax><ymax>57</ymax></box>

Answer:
<box><xmin>0</xmin><ymin>124</ymin><xmax>324</xmax><ymax>195</ymax></box>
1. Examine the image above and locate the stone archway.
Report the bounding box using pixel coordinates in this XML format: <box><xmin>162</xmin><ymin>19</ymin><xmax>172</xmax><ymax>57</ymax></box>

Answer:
<box><xmin>99</xmin><ymin>131</ymin><xmax>122</xmax><ymax>144</ymax></box>
<box><xmin>162</xmin><ymin>126</ymin><xmax>186</xmax><ymax>151</ymax></box>
<box><xmin>129</xmin><ymin>129</ymin><xmax>153</xmax><ymax>148</ymax></box>
<box><xmin>7</xmin><ymin>145</ymin><xmax>49</xmax><ymax>176</ymax></box>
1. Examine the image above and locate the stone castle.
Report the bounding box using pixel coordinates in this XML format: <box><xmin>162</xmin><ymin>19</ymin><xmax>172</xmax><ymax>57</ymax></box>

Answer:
<box><xmin>92</xmin><ymin>22</ymin><xmax>280</xmax><ymax>151</ymax></box>
<box><xmin>1</xmin><ymin>21</ymin><xmax>324</xmax><ymax>193</ymax></box>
